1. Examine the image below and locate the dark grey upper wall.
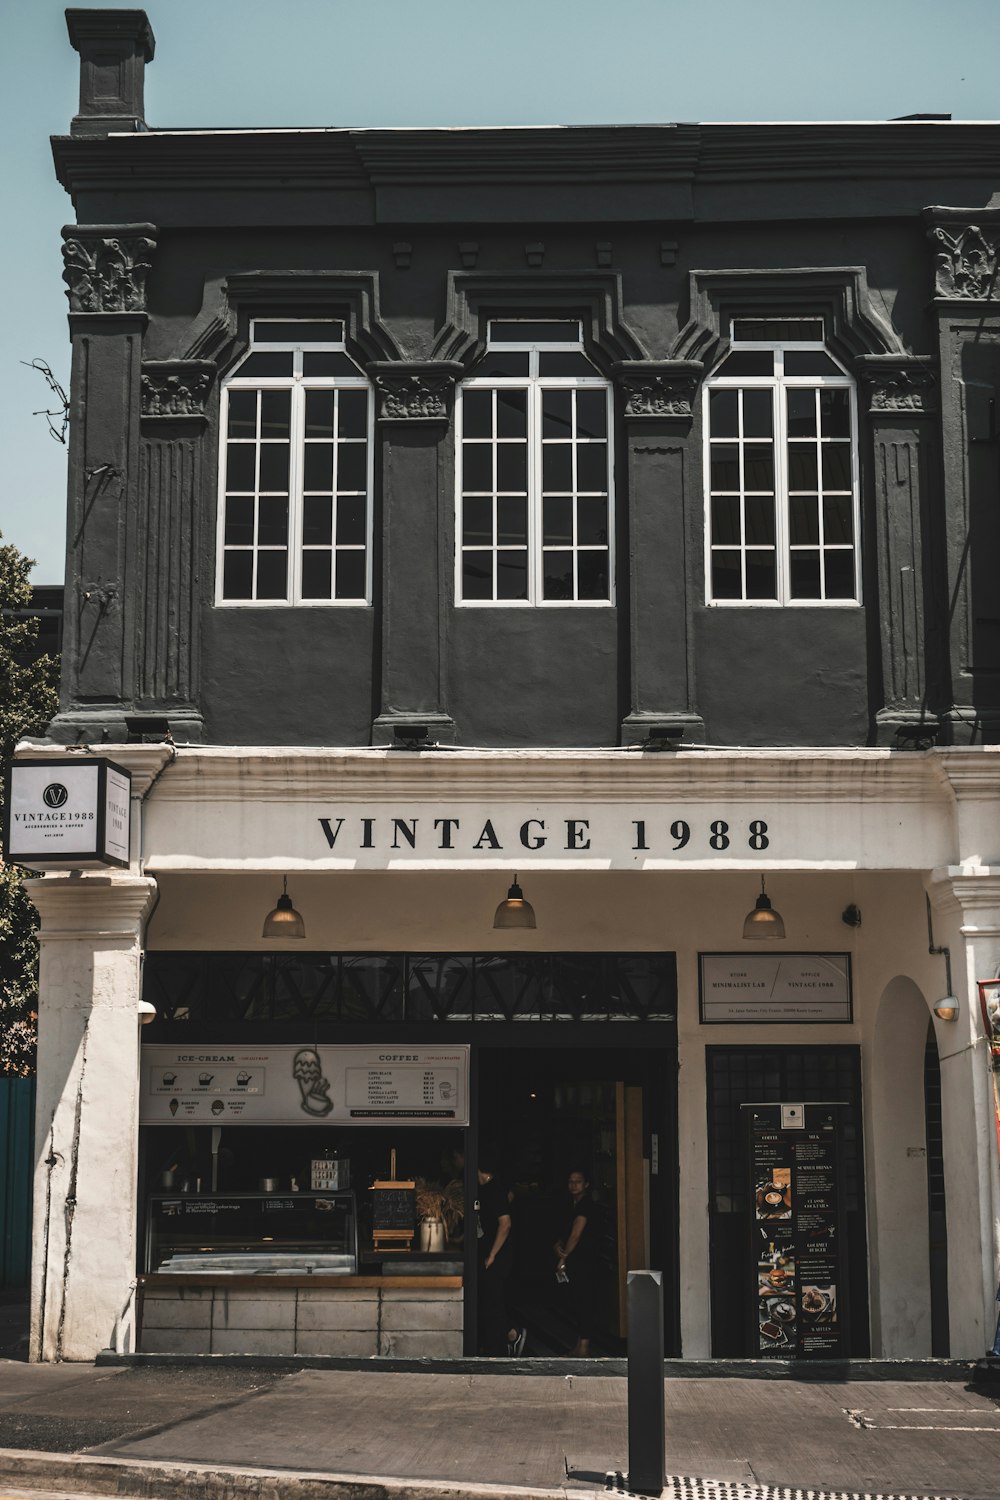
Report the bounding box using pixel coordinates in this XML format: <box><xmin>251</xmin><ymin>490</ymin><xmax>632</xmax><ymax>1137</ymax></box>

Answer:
<box><xmin>48</xmin><ymin>22</ymin><xmax>1000</xmax><ymax>750</ymax></box>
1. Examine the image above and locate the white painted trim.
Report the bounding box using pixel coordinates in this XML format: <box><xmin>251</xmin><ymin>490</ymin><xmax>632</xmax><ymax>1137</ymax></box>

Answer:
<box><xmin>704</xmin><ymin>339</ymin><xmax>861</xmax><ymax>607</ymax></box>
<box><xmin>215</xmin><ymin>339</ymin><xmax>373</xmax><ymax>608</ymax></box>
<box><xmin>455</xmin><ymin>342</ymin><xmax>615</xmax><ymax>607</ymax></box>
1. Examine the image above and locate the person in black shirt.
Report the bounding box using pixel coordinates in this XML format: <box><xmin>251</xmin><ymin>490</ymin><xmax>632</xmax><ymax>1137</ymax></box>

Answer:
<box><xmin>476</xmin><ymin>1151</ymin><xmax>526</xmax><ymax>1356</ymax></box>
<box><xmin>553</xmin><ymin>1168</ymin><xmax>597</xmax><ymax>1357</ymax></box>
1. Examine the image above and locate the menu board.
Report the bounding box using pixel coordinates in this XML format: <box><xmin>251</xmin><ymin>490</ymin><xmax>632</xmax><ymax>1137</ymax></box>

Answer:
<box><xmin>371</xmin><ymin>1183</ymin><xmax>417</xmax><ymax>1234</ymax></box>
<box><xmin>744</xmin><ymin>1104</ymin><xmax>848</xmax><ymax>1358</ymax></box>
<box><xmin>140</xmin><ymin>1044</ymin><xmax>469</xmax><ymax>1127</ymax></box>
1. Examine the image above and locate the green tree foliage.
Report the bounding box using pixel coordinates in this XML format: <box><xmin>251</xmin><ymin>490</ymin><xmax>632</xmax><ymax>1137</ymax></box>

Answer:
<box><xmin>0</xmin><ymin>535</ymin><xmax>59</xmax><ymax>1075</ymax></box>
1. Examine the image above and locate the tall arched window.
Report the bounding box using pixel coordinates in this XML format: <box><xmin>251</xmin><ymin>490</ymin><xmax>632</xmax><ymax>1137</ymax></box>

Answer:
<box><xmin>456</xmin><ymin>319</ymin><xmax>614</xmax><ymax>605</ymax></box>
<box><xmin>704</xmin><ymin>319</ymin><xmax>860</xmax><ymax>605</ymax></box>
<box><xmin>216</xmin><ymin>319</ymin><xmax>372</xmax><ymax>605</ymax></box>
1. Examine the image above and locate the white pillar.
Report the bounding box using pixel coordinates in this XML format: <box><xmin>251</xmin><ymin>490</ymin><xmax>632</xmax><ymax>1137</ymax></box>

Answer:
<box><xmin>926</xmin><ymin>869</ymin><xmax>1000</xmax><ymax>1357</ymax></box>
<box><xmin>27</xmin><ymin>872</ymin><xmax>156</xmax><ymax>1361</ymax></box>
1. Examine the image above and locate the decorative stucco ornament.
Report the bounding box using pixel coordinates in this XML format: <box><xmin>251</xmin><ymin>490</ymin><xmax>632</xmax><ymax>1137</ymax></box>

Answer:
<box><xmin>929</xmin><ymin>222</ymin><xmax>999</xmax><ymax>299</ymax></box>
<box><xmin>61</xmin><ymin>228</ymin><xmax>157</xmax><ymax>313</ymax></box>
<box><xmin>620</xmin><ymin>373</ymin><xmax>697</xmax><ymax>418</ymax></box>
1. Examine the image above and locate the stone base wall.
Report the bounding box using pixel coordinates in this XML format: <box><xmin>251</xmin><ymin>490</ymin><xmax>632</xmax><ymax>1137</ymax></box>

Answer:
<box><xmin>140</xmin><ymin>1283</ymin><xmax>463</xmax><ymax>1357</ymax></box>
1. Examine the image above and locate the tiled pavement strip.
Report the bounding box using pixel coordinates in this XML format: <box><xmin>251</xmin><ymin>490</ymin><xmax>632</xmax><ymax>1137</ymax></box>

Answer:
<box><xmin>0</xmin><ymin>1366</ymin><xmax>998</xmax><ymax>1500</ymax></box>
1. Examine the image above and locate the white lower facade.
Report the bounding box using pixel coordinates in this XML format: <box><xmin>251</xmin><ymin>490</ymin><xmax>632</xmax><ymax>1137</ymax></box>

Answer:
<box><xmin>19</xmin><ymin>743</ymin><xmax>1000</xmax><ymax>1361</ymax></box>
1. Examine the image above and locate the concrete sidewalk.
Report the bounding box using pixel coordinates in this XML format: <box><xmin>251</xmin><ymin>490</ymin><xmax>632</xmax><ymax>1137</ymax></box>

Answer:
<box><xmin>0</xmin><ymin>1360</ymin><xmax>999</xmax><ymax>1500</ymax></box>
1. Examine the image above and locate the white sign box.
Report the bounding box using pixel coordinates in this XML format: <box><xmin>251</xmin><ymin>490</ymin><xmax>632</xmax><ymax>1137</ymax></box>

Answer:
<box><xmin>699</xmin><ymin>954</ymin><xmax>852</xmax><ymax>1024</ymax></box>
<box><xmin>5</xmin><ymin>758</ymin><xmax>131</xmax><ymax>869</ymax></box>
<box><xmin>140</xmin><ymin>1044</ymin><xmax>470</xmax><ymax>1126</ymax></box>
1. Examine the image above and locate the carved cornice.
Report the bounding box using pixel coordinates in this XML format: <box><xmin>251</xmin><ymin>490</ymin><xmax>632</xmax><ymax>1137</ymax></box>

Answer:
<box><xmin>141</xmin><ymin>360</ymin><xmax>214</xmax><ymax>421</ymax></box>
<box><xmin>926</xmin><ymin>211</ymin><xmax>1000</xmax><ymax>300</ymax></box>
<box><xmin>672</xmin><ymin>267</ymin><xmax>905</xmax><ymax>369</ymax></box>
<box><xmin>431</xmin><ymin>271</ymin><xmax>648</xmax><ymax>369</ymax></box>
<box><xmin>856</xmin><ymin>356</ymin><xmax>937</xmax><ymax>416</ymax></box>
<box><xmin>614</xmin><ymin>361</ymin><xmax>703</xmax><ymax>420</ymax></box>
<box><xmin>25</xmin><ymin>874</ymin><xmax>158</xmax><ymax>937</ymax></box>
<box><xmin>61</xmin><ymin>223</ymin><xmax>157</xmax><ymax>313</ymax></box>
<box><xmin>368</xmin><ymin>362</ymin><xmax>463</xmax><ymax>422</ymax></box>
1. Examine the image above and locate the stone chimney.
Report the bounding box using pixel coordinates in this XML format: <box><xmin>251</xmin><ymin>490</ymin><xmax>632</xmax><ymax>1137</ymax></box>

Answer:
<box><xmin>65</xmin><ymin>9</ymin><xmax>155</xmax><ymax>137</ymax></box>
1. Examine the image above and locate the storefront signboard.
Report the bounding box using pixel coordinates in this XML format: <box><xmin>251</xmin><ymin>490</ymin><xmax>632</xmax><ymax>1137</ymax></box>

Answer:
<box><xmin>4</xmin><ymin>757</ymin><xmax>131</xmax><ymax>869</ymax></box>
<box><xmin>700</xmin><ymin>954</ymin><xmax>852</xmax><ymax>1024</ymax></box>
<box><xmin>140</xmin><ymin>1044</ymin><xmax>469</xmax><ymax>1126</ymax></box>
<box><xmin>744</xmin><ymin>1103</ymin><xmax>849</xmax><ymax>1359</ymax></box>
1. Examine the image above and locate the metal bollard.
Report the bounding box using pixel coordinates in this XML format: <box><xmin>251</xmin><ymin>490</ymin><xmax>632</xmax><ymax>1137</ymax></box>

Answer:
<box><xmin>627</xmin><ymin>1269</ymin><xmax>665</xmax><ymax>1496</ymax></box>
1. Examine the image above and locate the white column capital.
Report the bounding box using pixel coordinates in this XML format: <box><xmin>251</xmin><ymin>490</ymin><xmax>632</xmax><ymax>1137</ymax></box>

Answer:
<box><xmin>26</xmin><ymin>872</ymin><xmax>157</xmax><ymax>937</ymax></box>
<box><xmin>927</xmin><ymin>867</ymin><xmax>1000</xmax><ymax>935</ymax></box>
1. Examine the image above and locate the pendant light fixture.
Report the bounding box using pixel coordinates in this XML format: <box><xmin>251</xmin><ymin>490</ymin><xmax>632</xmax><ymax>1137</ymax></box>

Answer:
<box><xmin>262</xmin><ymin>876</ymin><xmax>306</xmax><ymax>939</ymax></box>
<box><xmin>742</xmin><ymin>876</ymin><xmax>785</xmax><ymax>940</ymax></box>
<box><xmin>493</xmin><ymin>874</ymin><xmax>536</xmax><ymax>930</ymax></box>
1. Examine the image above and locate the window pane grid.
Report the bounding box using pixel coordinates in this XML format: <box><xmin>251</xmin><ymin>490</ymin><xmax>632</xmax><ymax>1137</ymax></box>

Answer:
<box><xmin>459</xmin><ymin>371</ymin><xmax>612</xmax><ymax>605</ymax></box>
<box><xmin>219</xmin><ymin>370</ymin><xmax>370</xmax><ymax>606</ymax></box>
<box><xmin>706</xmin><ymin>352</ymin><xmax>858</xmax><ymax>606</ymax></box>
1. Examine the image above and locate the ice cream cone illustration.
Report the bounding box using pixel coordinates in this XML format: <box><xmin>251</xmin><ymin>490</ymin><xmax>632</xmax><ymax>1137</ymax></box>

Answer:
<box><xmin>292</xmin><ymin>1047</ymin><xmax>334</xmax><ymax>1117</ymax></box>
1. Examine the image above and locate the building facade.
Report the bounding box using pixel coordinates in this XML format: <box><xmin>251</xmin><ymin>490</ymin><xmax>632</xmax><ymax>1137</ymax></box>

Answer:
<box><xmin>14</xmin><ymin>7</ymin><xmax>1000</xmax><ymax>1361</ymax></box>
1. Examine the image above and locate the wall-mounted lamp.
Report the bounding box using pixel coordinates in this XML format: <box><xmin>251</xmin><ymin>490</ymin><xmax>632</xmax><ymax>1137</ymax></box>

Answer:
<box><xmin>742</xmin><ymin>877</ymin><xmax>785</xmax><ymax>940</ymax></box>
<box><xmin>841</xmin><ymin>903</ymin><xmax>862</xmax><ymax>928</ymax></box>
<box><xmin>493</xmin><ymin>875</ymin><xmax>536</xmax><ymax>930</ymax></box>
<box><xmin>137</xmin><ymin>999</ymin><xmax>157</xmax><ymax>1026</ymax></box>
<box><xmin>262</xmin><ymin>876</ymin><xmax>306</xmax><ymax>939</ymax></box>
<box><xmin>926</xmin><ymin>895</ymin><xmax>955</xmax><ymax>1025</ymax></box>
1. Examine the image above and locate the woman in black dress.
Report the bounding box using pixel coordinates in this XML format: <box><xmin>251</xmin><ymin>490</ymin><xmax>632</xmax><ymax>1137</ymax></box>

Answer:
<box><xmin>553</xmin><ymin>1168</ymin><xmax>597</xmax><ymax>1357</ymax></box>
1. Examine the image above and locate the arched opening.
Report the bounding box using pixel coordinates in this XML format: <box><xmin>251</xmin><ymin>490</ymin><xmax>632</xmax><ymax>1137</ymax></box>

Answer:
<box><xmin>870</xmin><ymin>975</ymin><xmax>945</xmax><ymax>1356</ymax></box>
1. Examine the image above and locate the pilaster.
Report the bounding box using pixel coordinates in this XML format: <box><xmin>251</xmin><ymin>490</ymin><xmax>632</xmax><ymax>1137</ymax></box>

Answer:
<box><xmin>369</xmin><ymin>363</ymin><xmax>462</xmax><ymax>745</ymax></box>
<box><xmin>26</xmin><ymin>873</ymin><xmax>157</xmax><ymax>1361</ymax></box>
<box><xmin>53</xmin><ymin>225</ymin><xmax>160</xmax><ymax>746</ymax></box>
<box><xmin>924</xmin><ymin>207</ymin><xmax>1000</xmax><ymax>744</ymax></box>
<box><xmin>925</xmin><ymin>866</ymin><xmax>1000</xmax><ymax>1356</ymax></box>
<box><xmin>131</xmin><ymin>360</ymin><xmax>215</xmax><ymax>739</ymax></box>
<box><xmin>614</xmin><ymin>362</ymin><xmax>705</xmax><ymax>746</ymax></box>
<box><xmin>855</xmin><ymin>355</ymin><xmax>939</xmax><ymax>745</ymax></box>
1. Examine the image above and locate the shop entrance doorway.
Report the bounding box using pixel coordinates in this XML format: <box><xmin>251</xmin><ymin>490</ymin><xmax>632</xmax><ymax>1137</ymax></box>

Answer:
<box><xmin>476</xmin><ymin>1045</ymin><xmax>677</xmax><ymax>1356</ymax></box>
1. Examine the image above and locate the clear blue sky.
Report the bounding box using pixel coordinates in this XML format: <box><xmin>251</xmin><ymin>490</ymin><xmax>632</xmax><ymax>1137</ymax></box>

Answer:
<box><xmin>3</xmin><ymin>0</ymin><xmax>999</xmax><ymax>582</ymax></box>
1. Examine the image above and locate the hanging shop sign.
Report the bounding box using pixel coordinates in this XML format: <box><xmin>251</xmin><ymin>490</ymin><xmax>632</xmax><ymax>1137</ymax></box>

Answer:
<box><xmin>140</xmin><ymin>1044</ymin><xmax>469</xmax><ymax>1127</ymax></box>
<box><xmin>3</xmin><ymin>757</ymin><xmax>131</xmax><ymax>869</ymax></box>
<box><xmin>744</xmin><ymin>1103</ymin><xmax>849</xmax><ymax>1359</ymax></box>
<box><xmin>700</xmin><ymin>954</ymin><xmax>852</xmax><ymax>1024</ymax></box>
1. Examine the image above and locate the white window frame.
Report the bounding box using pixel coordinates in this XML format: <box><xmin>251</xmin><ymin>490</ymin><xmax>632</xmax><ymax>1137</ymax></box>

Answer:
<box><xmin>215</xmin><ymin>320</ymin><xmax>374</xmax><ymax>608</ymax></box>
<box><xmin>455</xmin><ymin>322</ymin><xmax>615</xmax><ymax>607</ymax></box>
<box><xmin>703</xmin><ymin>329</ymin><xmax>861</xmax><ymax>608</ymax></box>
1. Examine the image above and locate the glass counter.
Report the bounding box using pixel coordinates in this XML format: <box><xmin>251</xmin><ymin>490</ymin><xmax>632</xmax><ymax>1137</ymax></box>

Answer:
<box><xmin>145</xmin><ymin>1190</ymin><xmax>357</xmax><ymax>1274</ymax></box>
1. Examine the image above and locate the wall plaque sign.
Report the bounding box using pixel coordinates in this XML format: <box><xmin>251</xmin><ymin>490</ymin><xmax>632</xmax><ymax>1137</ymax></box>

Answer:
<box><xmin>4</xmin><ymin>757</ymin><xmax>131</xmax><ymax>869</ymax></box>
<box><xmin>140</xmin><ymin>1044</ymin><xmax>470</xmax><ymax>1127</ymax></box>
<box><xmin>745</xmin><ymin>1103</ymin><xmax>849</xmax><ymax>1359</ymax></box>
<box><xmin>700</xmin><ymin>954</ymin><xmax>852</xmax><ymax>1024</ymax></box>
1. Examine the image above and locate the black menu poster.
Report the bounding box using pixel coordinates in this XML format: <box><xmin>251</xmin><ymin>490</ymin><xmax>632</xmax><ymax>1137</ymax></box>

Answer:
<box><xmin>744</xmin><ymin>1104</ymin><xmax>848</xmax><ymax>1359</ymax></box>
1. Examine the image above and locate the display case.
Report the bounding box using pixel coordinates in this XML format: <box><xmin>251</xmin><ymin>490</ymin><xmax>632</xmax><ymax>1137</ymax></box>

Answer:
<box><xmin>145</xmin><ymin>1191</ymin><xmax>357</xmax><ymax>1273</ymax></box>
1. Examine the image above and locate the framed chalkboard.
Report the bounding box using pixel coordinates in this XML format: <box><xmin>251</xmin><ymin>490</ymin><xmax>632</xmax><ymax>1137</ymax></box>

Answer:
<box><xmin>371</xmin><ymin>1179</ymin><xmax>415</xmax><ymax>1250</ymax></box>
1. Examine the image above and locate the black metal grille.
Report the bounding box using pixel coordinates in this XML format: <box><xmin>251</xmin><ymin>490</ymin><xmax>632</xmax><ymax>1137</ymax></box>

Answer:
<box><xmin>142</xmin><ymin>951</ymin><xmax>677</xmax><ymax>1026</ymax></box>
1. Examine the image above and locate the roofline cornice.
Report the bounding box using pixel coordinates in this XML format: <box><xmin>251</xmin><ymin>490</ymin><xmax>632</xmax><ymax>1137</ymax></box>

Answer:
<box><xmin>17</xmin><ymin>742</ymin><xmax>997</xmax><ymax>806</ymax></box>
<box><xmin>51</xmin><ymin>122</ymin><xmax>1000</xmax><ymax>205</ymax></box>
